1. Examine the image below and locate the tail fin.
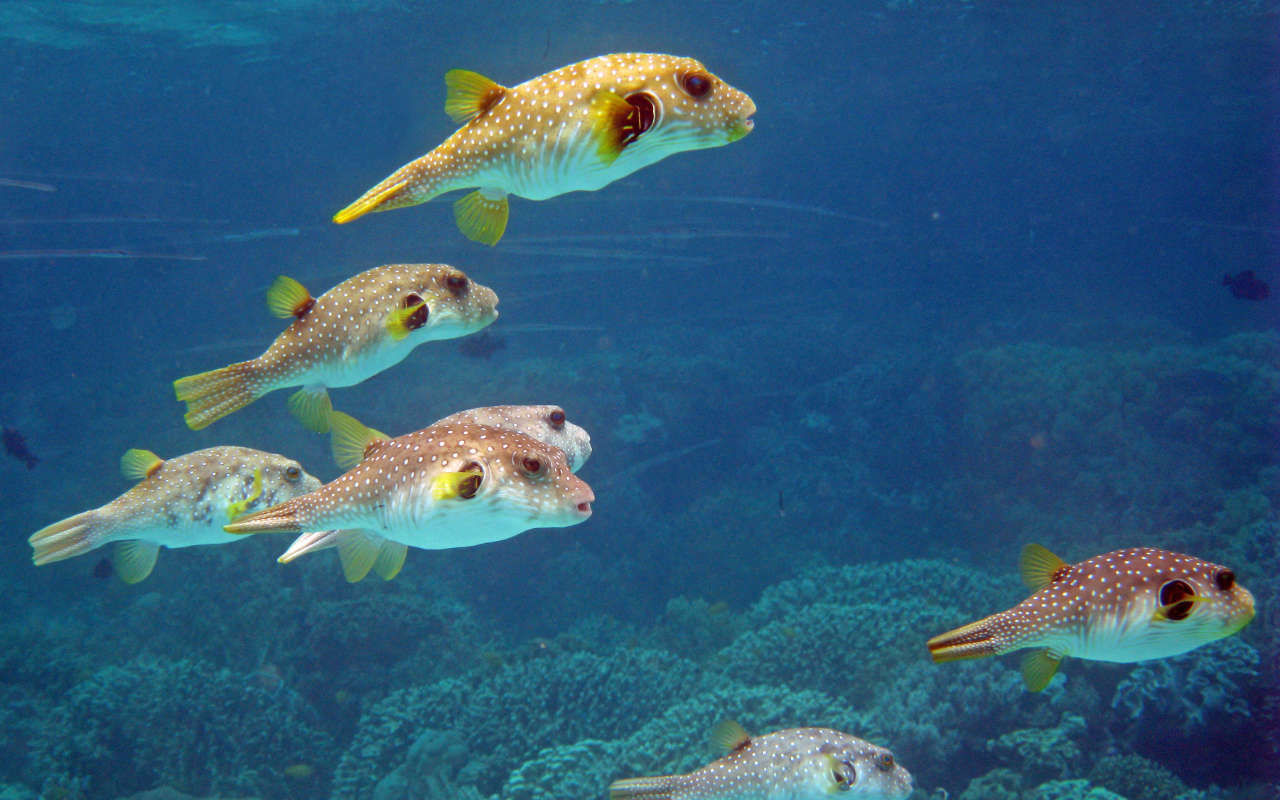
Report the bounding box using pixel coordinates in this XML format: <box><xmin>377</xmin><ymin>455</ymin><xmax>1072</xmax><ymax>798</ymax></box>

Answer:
<box><xmin>926</xmin><ymin>614</ymin><xmax>1005</xmax><ymax>663</ymax></box>
<box><xmin>174</xmin><ymin>361</ymin><xmax>261</xmax><ymax>430</ymax></box>
<box><xmin>609</xmin><ymin>777</ymin><xmax>684</xmax><ymax>800</ymax></box>
<box><xmin>333</xmin><ymin>177</ymin><xmax>414</xmax><ymax>224</ymax></box>
<box><xmin>29</xmin><ymin>511</ymin><xmax>106</xmax><ymax>565</ymax></box>
<box><xmin>277</xmin><ymin>530</ymin><xmax>340</xmax><ymax>563</ymax></box>
<box><xmin>223</xmin><ymin>498</ymin><xmax>306</xmax><ymax>535</ymax></box>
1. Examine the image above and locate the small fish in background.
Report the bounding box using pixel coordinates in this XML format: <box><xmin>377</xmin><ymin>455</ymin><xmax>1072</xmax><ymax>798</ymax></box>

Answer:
<box><xmin>926</xmin><ymin>544</ymin><xmax>1256</xmax><ymax>691</ymax></box>
<box><xmin>609</xmin><ymin>720</ymin><xmax>913</xmax><ymax>800</ymax></box>
<box><xmin>28</xmin><ymin>446</ymin><xmax>321</xmax><ymax>583</ymax></box>
<box><xmin>276</xmin><ymin>405</ymin><xmax>593</xmax><ymax>581</ymax></box>
<box><xmin>333</xmin><ymin>53</ymin><xmax>756</xmax><ymax>245</ymax></box>
<box><xmin>224</xmin><ymin>422</ymin><xmax>594</xmax><ymax>568</ymax></box>
<box><xmin>2</xmin><ymin>427</ymin><xmax>38</xmax><ymax>469</ymax></box>
<box><xmin>173</xmin><ymin>264</ymin><xmax>499</xmax><ymax>432</ymax></box>
<box><xmin>1222</xmin><ymin>269</ymin><xmax>1269</xmax><ymax>300</ymax></box>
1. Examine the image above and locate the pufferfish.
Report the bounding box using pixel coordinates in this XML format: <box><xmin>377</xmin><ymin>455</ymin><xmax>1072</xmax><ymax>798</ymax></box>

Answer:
<box><xmin>174</xmin><ymin>263</ymin><xmax>498</xmax><ymax>432</ymax></box>
<box><xmin>224</xmin><ymin>421</ymin><xmax>594</xmax><ymax>556</ymax></box>
<box><xmin>27</xmin><ymin>446</ymin><xmax>320</xmax><ymax>583</ymax></box>
<box><xmin>609</xmin><ymin>721</ymin><xmax>913</xmax><ymax>800</ymax></box>
<box><xmin>333</xmin><ymin>53</ymin><xmax>756</xmax><ymax>245</ymax></box>
<box><xmin>926</xmin><ymin>544</ymin><xmax>1257</xmax><ymax>691</ymax></box>
<box><xmin>276</xmin><ymin>404</ymin><xmax>593</xmax><ymax>581</ymax></box>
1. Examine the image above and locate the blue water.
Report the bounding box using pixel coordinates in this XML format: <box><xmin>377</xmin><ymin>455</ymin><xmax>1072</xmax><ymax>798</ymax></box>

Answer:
<box><xmin>1</xmin><ymin>2</ymin><xmax>1276</xmax><ymax>799</ymax></box>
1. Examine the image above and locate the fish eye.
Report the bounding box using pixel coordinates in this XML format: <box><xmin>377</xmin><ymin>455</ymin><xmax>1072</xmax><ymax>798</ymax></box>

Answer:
<box><xmin>680</xmin><ymin>71</ymin><xmax>712</xmax><ymax>99</ymax></box>
<box><xmin>521</xmin><ymin>456</ymin><xmax>543</xmax><ymax>475</ymax></box>
<box><xmin>1159</xmin><ymin>579</ymin><xmax>1196</xmax><ymax>621</ymax></box>
<box><xmin>284</xmin><ymin>465</ymin><xmax>301</xmax><ymax>482</ymax></box>
<box><xmin>1215</xmin><ymin>569</ymin><xmax>1235</xmax><ymax>591</ymax></box>
<box><xmin>402</xmin><ymin>293</ymin><xmax>429</xmax><ymax>330</ymax></box>
<box><xmin>875</xmin><ymin>753</ymin><xmax>894</xmax><ymax>772</ymax></box>
<box><xmin>548</xmin><ymin>409</ymin><xmax>566</xmax><ymax>428</ymax></box>
<box><xmin>445</xmin><ymin>273</ymin><xmax>469</xmax><ymax>294</ymax></box>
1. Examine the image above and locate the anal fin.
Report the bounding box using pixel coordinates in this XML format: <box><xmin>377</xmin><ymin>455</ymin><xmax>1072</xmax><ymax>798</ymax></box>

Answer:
<box><xmin>1020</xmin><ymin>649</ymin><xmax>1063</xmax><ymax>692</ymax></box>
<box><xmin>453</xmin><ymin>189</ymin><xmax>508</xmax><ymax>246</ymax></box>
<box><xmin>288</xmin><ymin>386</ymin><xmax>333</xmax><ymax>433</ymax></box>
<box><xmin>113</xmin><ymin>540</ymin><xmax>160</xmax><ymax>584</ymax></box>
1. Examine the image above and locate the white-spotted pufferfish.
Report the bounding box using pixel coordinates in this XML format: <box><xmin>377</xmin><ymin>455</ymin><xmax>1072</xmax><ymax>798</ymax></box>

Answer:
<box><xmin>927</xmin><ymin>544</ymin><xmax>1256</xmax><ymax>691</ymax></box>
<box><xmin>610</xmin><ymin>721</ymin><xmax>913</xmax><ymax>800</ymax></box>
<box><xmin>224</xmin><ymin>421</ymin><xmax>594</xmax><ymax>555</ymax></box>
<box><xmin>333</xmin><ymin>53</ymin><xmax>756</xmax><ymax>245</ymax></box>
<box><xmin>174</xmin><ymin>264</ymin><xmax>498</xmax><ymax>431</ymax></box>
<box><xmin>28</xmin><ymin>446</ymin><xmax>321</xmax><ymax>583</ymax></box>
<box><xmin>276</xmin><ymin>404</ymin><xmax>593</xmax><ymax>581</ymax></box>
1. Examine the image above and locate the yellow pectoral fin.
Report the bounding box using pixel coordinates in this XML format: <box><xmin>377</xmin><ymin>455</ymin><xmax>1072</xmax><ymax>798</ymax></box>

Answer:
<box><xmin>430</xmin><ymin>469</ymin><xmax>482</xmax><ymax>501</ymax></box>
<box><xmin>333</xmin><ymin>178</ymin><xmax>410</xmax><ymax>224</ymax></box>
<box><xmin>443</xmin><ymin>69</ymin><xmax>507</xmax><ymax>123</ymax></box>
<box><xmin>385</xmin><ymin>299</ymin><xmax>428</xmax><ymax>341</ymax></box>
<box><xmin>226</xmin><ymin>467</ymin><xmax>264</xmax><ymax>521</ymax></box>
<box><xmin>120</xmin><ymin>448</ymin><xmax>163</xmax><ymax>481</ymax></box>
<box><xmin>266</xmin><ymin>275</ymin><xmax>314</xmax><ymax>319</ymax></box>
<box><xmin>453</xmin><ymin>190</ymin><xmax>508</xmax><ymax>246</ymax></box>
<box><xmin>1152</xmin><ymin>596</ymin><xmax>1211</xmax><ymax>621</ymax></box>
<box><xmin>589</xmin><ymin>89</ymin><xmax>633</xmax><ymax>164</ymax></box>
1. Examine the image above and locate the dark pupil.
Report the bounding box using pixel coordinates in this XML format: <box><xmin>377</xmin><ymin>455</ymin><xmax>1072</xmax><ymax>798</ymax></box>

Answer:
<box><xmin>286</xmin><ymin>466</ymin><xmax>299</xmax><ymax>480</ymax></box>
<box><xmin>522</xmin><ymin>457</ymin><xmax>541</xmax><ymax>473</ymax></box>
<box><xmin>549</xmin><ymin>410</ymin><xmax>565</xmax><ymax>427</ymax></box>
<box><xmin>1215</xmin><ymin>569</ymin><xmax>1235</xmax><ymax>591</ymax></box>
<box><xmin>1159</xmin><ymin>579</ymin><xmax>1196</xmax><ymax>621</ymax></box>
<box><xmin>402</xmin><ymin>294</ymin><xmax>428</xmax><ymax>330</ymax></box>
<box><xmin>621</xmin><ymin>93</ymin><xmax>656</xmax><ymax>146</ymax></box>
<box><xmin>446</xmin><ymin>274</ymin><xmax>467</xmax><ymax>293</ymax></box>
<box><xmin>683</xmin><ymin>73</ymin><xmax>710</xmax><ymax>97</ymax></box>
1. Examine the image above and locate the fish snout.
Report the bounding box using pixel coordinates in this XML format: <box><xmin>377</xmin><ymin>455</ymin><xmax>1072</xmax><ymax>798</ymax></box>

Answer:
<box><xmin>568</xmin><ymin>476</ymin><xmax>595</xmax><ymax>518</ymax></box>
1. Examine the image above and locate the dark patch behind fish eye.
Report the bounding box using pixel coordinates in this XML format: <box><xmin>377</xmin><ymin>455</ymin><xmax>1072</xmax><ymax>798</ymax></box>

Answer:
<box><xmin>1159</xmin><ymin>579</ymin><xmax>1197</xmax><ymax>621</ymax></box>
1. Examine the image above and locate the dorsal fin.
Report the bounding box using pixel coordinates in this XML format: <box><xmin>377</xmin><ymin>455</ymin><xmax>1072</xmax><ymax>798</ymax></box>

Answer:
<box><xmin>329</xmin><ymin>410</ymin><xmax>390</xmax><ymax>469</ymax></box>
<box><xmin>710</xmin><ymin>720</ymin><xmax>751</xmax><ymax>753</ymax></box>
<box><xmin>444</xmin><ymin>69</ymin><xmax>507</xmax><ymax>124</ymax></box>
<box><xmin>266</xmin><ymin>275</ymin><xmax>315</xmax><ymax>319</ymax></box>
<box><xmin>120</xmin><ymin>449</ymin><xmax>164</xmax><ymax>481</ymax></box>
<box><xmin>1020</xmin><ymin>543</ymin><xmax>1068</xmax><ymax>592</ymax></box>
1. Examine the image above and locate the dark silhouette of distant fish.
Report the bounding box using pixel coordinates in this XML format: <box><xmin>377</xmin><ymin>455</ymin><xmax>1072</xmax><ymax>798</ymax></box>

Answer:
<box><xmin>1222</xmin><ymin>270</ymin><xmax>1269</xmax><ymax>300</ymax></box>
<box><xmin>3</xmin><ymin>427</ymin><xmax>38</xmax><ymax>469</ymax></box>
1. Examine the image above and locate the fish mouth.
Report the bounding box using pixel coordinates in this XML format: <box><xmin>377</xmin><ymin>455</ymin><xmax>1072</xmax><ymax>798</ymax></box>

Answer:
<box><xmin>573</xmin><ymin>487</ymin><xmax>595</xmax><ymax>518</ymax></box>
<box><xmin>728</xmin><ymin>117</ymin><xmax>754</xmax><ymax>143</ymax></box>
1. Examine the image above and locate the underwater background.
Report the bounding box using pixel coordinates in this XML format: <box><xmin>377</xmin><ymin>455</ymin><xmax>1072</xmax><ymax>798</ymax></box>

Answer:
<box><xmin>1</xmin><ymin>1</ymin><xmax>1277</xmax><ymax>799</ymax></box>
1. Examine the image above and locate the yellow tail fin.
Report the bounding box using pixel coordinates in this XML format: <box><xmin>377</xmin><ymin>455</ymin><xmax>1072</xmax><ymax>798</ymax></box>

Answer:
<box><xmin>174</xmin><ymin>361</ymin><xmax>260</xmax><ymax>430</ymax></box>
<box><xmin>609</xmin><ymin>777</ymin><xmax>682</xmax><ymax>800</ymax></box>
<box><xmin>223</xmin><ymin>499</ymin><xmax>305</xmax><ymax>535</ymax></box>
<box><xmin>333</xmin><ymin>178</ymin><xmax>411</xmax><ymax>224</ymax></box>
<box><xmin>926</xmin><ymin>615</ymin><xmax>1003</xmax><ymax>663</ymax></box>
<box><xmin>29</xmin><ymin>511</ymin><xmax>103</xmax><ymax>565</ymax></box>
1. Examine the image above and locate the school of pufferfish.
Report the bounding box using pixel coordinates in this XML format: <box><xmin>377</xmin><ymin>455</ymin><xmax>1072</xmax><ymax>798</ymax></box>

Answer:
<box><xmin>26</xmin><ymin>53</ymin><xmax>1257</xmax><ymax>800</ymax></box>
